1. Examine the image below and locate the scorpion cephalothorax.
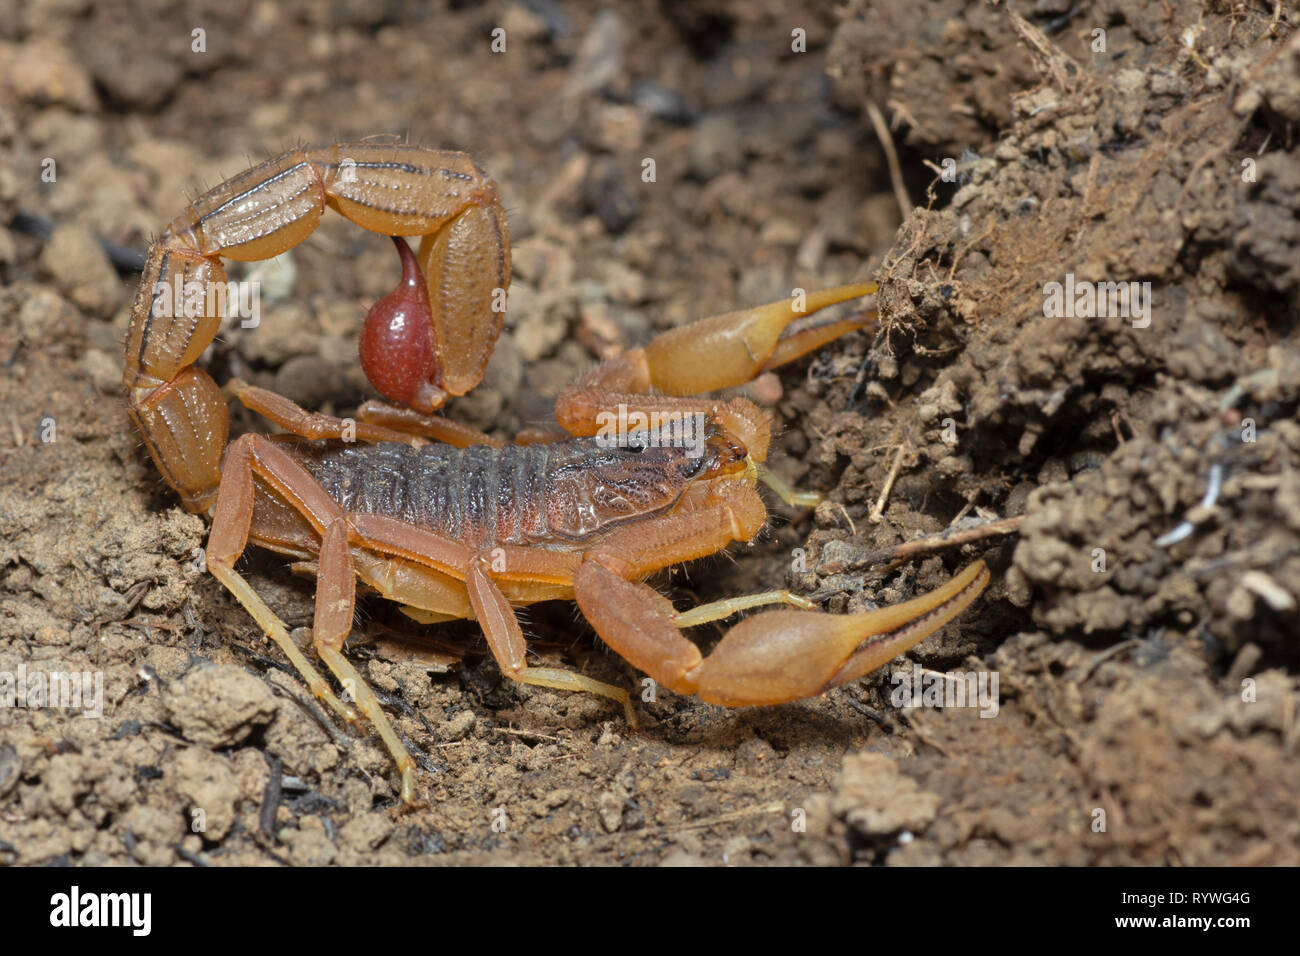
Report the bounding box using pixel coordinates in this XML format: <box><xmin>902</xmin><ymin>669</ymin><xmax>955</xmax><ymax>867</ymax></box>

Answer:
<box><xmin>125</xmin><ymin>140</ymin><xmax>989</xmax><ymax>807</ymax></box>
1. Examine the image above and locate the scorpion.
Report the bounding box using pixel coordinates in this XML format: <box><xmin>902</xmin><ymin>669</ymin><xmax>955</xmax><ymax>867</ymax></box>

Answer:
<box><xmin>123</xmin><ymin>141</ymin><xmax>989</xmax><ymax>807</ymax></box>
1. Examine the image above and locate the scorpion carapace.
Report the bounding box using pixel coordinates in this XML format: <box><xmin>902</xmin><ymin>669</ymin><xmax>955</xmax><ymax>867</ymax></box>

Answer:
<box><xmin>125</xmin><ymin>140</ymin><xmax>989</xmax><ymax>807</ymax></box>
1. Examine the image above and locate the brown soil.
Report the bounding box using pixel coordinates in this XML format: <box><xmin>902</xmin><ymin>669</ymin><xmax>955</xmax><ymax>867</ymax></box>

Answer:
<box><xmin>1</xmin><ymin>0</ymin><xmax>1296</xmax><ymax>866</ymax></box>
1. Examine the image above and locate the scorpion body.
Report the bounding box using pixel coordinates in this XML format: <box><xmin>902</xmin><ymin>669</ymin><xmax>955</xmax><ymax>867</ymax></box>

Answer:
<box><xmin>285</xmin><ymin>428</ymin><xmax>741</xmax><ymax>552</ymax></box>
<box><xmin>124</xmin><ymin>140</ymin><xmax>989</xmax><ymax>806</ymax></box>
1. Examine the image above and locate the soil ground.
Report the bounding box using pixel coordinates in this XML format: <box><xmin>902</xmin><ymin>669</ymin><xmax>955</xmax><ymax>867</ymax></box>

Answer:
<box><xmin>1</xmin><ymin>0</ymin><xmax>1297</xmax><ymax>866</ymax></box>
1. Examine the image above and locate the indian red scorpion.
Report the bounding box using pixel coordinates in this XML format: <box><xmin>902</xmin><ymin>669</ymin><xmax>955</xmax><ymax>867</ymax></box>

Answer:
<box><xmin>124</xmin><ymin>142</ymin><xmax>989</xmax><ymax>806</ymax></box>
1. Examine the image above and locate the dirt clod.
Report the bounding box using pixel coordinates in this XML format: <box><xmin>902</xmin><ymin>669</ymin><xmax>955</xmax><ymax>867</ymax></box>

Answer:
<box><xmin>163</xmin><ymin>665</ymin><xmax>279</xmax><ymax>749</ymax></box>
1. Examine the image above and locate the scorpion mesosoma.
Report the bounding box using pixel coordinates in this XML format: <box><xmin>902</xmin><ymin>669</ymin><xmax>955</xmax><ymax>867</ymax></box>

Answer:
<box><xmin>124</xmin><ymin>141</ymin><xmax>989</xmax><ymax>806</ymax></box>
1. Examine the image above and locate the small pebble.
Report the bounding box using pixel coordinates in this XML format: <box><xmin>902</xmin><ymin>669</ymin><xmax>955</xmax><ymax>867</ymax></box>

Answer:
<box><xmin>39</xmin><ymin>224</ymin><xmax>122</xmax><ymax>318</ymax></box>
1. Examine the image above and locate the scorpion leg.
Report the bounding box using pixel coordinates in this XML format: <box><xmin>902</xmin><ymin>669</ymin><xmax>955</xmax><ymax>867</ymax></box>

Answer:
<box><xmin>315</xmin><ymin>520</ymin><xmax>421</xmax><ymax>807</ymax></box>
<box><xmin>354</xmin><ymin>400</ymin><xmax>503</xmax><ymax>448</ymax></box>
<box><xmin>349</xmin><ymin>550</ymin><xmax>472</xmax><ymax>623</ymax></box>
<box><xmin>231</xmin><ymin>380</ymin><xmax>503</xmax><ymax>450</ymax></box>
<box><xmin>339</xmin><ymin>516</ymin><xmax>635</xmax><ymax>722</ymax></box>
<box><xmin>208</xmin><ymin>434</ymin><xmax>420</xmax><ymax>806</ymax></box>
<box><xmin>671</xmin><ymin>589</ymin><xmax>817</xmax><ymax>628</ymax></box>
<box><xmin>232</xmin><ymin>381</ymin><xmax>422</xmax><ymax>445</ymax></box>
<box><xmin>207</xmin><ymin>436</ymin><xmax>358</xmax><ymax>726</ymax></box>
<box><xmin>573</xmin><ymin>480</ymin><xmax>989</xmax><ymax>706</ymax></box>
<box><xmin>465</xmin><ymin>559</ymin><xmax>636</xmax><ymax>726</ymax></box>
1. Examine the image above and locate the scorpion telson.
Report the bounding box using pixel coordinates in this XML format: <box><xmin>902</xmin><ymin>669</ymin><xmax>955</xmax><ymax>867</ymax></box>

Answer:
<box><xmin>125</xmin><ymin>140</ymin><xmax>988</xmax><ymax>807</ymax></box>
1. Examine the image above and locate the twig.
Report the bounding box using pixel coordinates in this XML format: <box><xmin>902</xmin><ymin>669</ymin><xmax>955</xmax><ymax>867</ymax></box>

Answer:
<box><xmin>826</xmin><ymin>515</ymin><xmax>1026</xmax><ymax>574</ymax></box>
<box><xmin>492</xmin><ymin>726</ymin><xmax>562</xmax><ymax>743</ymax></box>
<box><xmin>869</xmin><ymin>441</ymin><xmax>909</xmax><ymax>523</ymax></box>
<box><xmin>948</xmin><ymin>499</ymin><xmax>975</xmax><ymax>525</ymax></box>
<box><xmin>865</xmin><ymin>101</ymin><xmax>912</xmax><ymax>224</ymax></box>
<box><xmin>831</xmin><ymin>501</ymin><xmax>857</xmax><ymax>536</ymax></box>
<box><xmin>260</xmin><ymin>754</ymin><xmax>283</xmax><ymax>840</ymax></box>
<box><xmin>1006</xmin><ymin>6</ymin><xmax>1081</xmax><ymax>92</ymax></box>
<box><xmin>664</xmin><ymin>801</ymin><xmax>785</xmax><ymax>834</ymax></box>
<box><xmin>1078</xmin><ymin>639</ymin><xmax>1139</xmax><ymax>685</ymax></box>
